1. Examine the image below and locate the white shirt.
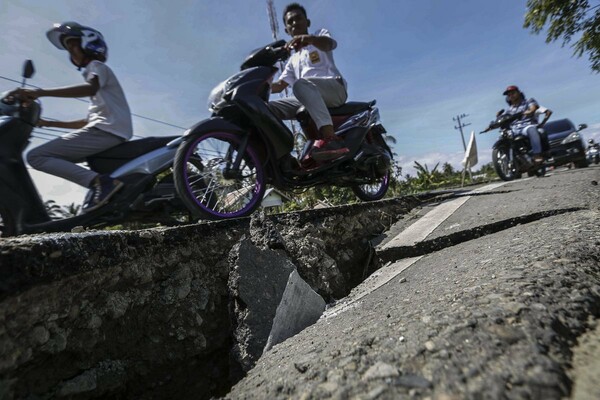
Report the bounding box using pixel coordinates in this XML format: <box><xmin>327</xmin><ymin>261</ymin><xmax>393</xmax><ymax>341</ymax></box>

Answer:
<box><xmin>279</xmin><ymin>28</ymin><xmax>345</xmax><ymax>88</ymax></box>
<box><xmin>83</xmin><ymin>60</ymin><xmax>133</xmax><ymax>140</ymax></box>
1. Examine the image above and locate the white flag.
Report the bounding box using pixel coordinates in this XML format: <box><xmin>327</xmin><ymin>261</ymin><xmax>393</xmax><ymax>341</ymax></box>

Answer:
<box><xmin>461</xmin><ymin>131</ymin><xmax>478</xmax><ymax>167</ymax></box>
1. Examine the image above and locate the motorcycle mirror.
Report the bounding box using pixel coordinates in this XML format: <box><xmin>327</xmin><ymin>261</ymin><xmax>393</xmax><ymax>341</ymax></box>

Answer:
<box><xmin>22</xmin><ymin>60</ymin><xmax>35</xmax><ymax>80</ymax></box>
<box><xmin>577</xmin><ymin>123</ymin><xmax>587</xmax><ymax>131</ymax></box>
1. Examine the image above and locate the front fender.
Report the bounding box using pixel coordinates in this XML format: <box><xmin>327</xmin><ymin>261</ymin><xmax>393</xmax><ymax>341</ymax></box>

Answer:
<box><xmin>492</xmin><ymin>138</ymin><xmax>511</xmax><ymax>151</ymax></box>
<box><xmin>168</xmin><ymin>117</ymin><xmax>245</xmax><ymax>148</ymax></box>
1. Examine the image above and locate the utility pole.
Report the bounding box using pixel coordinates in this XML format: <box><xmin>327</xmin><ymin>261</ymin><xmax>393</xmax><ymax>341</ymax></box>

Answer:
<box><xmin>453</xmin><ymin>113</ymin><xmax>471</xmax><ymax>151</ymax></box>
<box><xmin>453</xmin><ymin>114</ymin><xmax>473</xmax><ymax>186</ymax></box>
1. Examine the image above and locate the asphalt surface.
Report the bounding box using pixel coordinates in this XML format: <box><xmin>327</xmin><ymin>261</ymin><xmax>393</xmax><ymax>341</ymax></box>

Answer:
<box><xmin>227</xmin><ymin>165</ymin><xmax>600</xmax><ymax>399</ymax></box>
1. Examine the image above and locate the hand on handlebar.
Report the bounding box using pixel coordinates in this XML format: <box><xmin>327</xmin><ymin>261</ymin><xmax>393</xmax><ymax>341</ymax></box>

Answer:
<box><xmin>286</xmin><ymin>35</ymin><xmax>311</xmax><ymax>51</ymax></box>
<box><xmin>7</xmin><ymin>87</ymin><xmax>40</xmax><ymax>101</ymax></box>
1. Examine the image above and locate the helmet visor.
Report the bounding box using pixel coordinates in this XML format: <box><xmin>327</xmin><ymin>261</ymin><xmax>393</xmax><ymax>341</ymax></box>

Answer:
<box><xmin>46</xmin><ymin>22</ymin><xmax>83</xmax><ymax>50</ymax></box>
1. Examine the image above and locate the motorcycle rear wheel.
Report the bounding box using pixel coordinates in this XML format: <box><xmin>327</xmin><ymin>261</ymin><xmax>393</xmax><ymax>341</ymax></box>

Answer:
<box><xmin>492</xmin><ymin>146</ymin><xmax>520</xmax><ymax>181</ymax></box>
<box><xmin>351</xmin><ymin>170</ymin><xmax>390</xmax><ymax>201</ymax></box>
<box><xmin>173</xmin><ymin>132</ymin><xmax>266</xmax><ymax>220</ymax></box>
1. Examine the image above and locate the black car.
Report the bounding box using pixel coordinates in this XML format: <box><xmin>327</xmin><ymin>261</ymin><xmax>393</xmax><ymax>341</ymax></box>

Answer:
<box><xmin>543</xmin><ymin>118</ymin><xmax>588</xmax><ymax>168</ymax></box>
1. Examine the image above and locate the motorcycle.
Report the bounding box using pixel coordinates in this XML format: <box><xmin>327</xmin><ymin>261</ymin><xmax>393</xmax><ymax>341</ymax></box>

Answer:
<box><xmin>480</xmin><ymin>110</ymin><xmax>546</xmax><ymax>181</ymax></box>
<box><xmin>172</xmin><ymin>40</ymin><xmax>394</xmax><ymax>220</ymax></box>
<box><xmin>586</xmin><ymin>144</ymin><xmax>600</xmax><ymax>165</ymax></box>
<box><xmin>0</xmin><ymin>60</ymin><xmax>191</xmax><ymax>237</ymax></box>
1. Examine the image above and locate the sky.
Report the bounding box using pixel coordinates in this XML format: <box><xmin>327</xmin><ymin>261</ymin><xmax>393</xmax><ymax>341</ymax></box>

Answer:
<box><xmin>1</xmin><ymin>0</ymin><xmax>599</xmax><ymax>206</ymax></box>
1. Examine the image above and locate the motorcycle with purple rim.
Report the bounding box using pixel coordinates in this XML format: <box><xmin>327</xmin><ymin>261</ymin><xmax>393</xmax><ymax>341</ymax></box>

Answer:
<box><xmin>173</xmin><ymin>40</ymin><xmax>394</xmax><ymax>220</ymax></box>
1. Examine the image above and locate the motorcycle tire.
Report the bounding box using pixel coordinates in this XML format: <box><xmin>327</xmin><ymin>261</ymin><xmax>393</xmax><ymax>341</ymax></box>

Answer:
<box><xmin>527</xmin><ymin>166</ymin><xmax>546</xmax><ymax>178</ymax></box>
<box><xmin>351</xmin><ymin>170</ymin><xmax>391</xmax><ymax>201</ymax></box>
<box><xmin>173</xmin><ymin>131</ymin><xmax>266</xmax><ymax>220</ymax></box>
<box><xmin>492</xmin><ymin>146</ymin><xmax>520</xmax><ymax>181</ymax></box>
<box><xmin>0</xmin><ymin>206</ymin><xmax>16</xmax><ymax>238</ymax></box>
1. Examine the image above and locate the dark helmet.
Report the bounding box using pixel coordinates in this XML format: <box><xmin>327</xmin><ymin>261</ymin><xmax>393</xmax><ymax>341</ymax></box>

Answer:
<box><xmin>46</xmin><ymin>22</ymin><xmax>108</xmax><ymax>62</ymax></box>
<box><xmin>503</xmin><ymin>85</ymin><xmax>519</xmax><ymax>95</ymax></box>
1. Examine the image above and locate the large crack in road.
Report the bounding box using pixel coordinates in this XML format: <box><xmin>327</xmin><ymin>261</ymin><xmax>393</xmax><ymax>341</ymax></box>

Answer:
<box><xmin>227</xmin><ymin>167</ymin><xmax>600</xmax><ymax>399</ymax></box>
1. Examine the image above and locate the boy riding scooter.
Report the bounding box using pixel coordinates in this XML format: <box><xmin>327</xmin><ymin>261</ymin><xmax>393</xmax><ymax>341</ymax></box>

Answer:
<box><xmin>269</xmin><ymin>3</ymin><xmax>349</xmax><ymax>164</ymax></box>
<box><xmin>10</xmin><ymin>22</ymin><xmax>132</xmax><ymax>212</ymax></box>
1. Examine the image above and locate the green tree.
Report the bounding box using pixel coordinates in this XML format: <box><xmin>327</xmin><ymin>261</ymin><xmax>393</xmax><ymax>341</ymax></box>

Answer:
<box><xmin>524</xmin><ymin>0</ymin><xmax>600</xmax><ymax>72</ymax></box>
<box><xmin>61</xmin><ymin>202</ymin><xmax>81</xmax><ymax>218</ymax></box>
<box><xmin>441</xmin><ymin>162</ymin><xmax>455</xmax><ymax>176</ymax></box>
<box><xmin>44</xmin><ymin>200</ymin><xmax>64</xmax><ymax>220</ymax></box>
<box><xmin>413</xmin><ymin>161</ymin><xmax>441</xmax><ymax>190</ymax></box>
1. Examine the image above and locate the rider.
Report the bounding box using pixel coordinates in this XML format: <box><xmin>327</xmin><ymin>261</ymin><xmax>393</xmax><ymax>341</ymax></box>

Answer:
<box><xmin>502</xmin><ymin>85</ymin><xmax>544</xmax><ymax>164</ymax></box>
<box><xmin>10</xmin><ymin>22</ymin><xmax>132</xmax><ymax>212</ymax></box>
<box><xmin>269</xmin><ymin>3</ymin><xmax>349</xmax><ymax>162</ymax></box>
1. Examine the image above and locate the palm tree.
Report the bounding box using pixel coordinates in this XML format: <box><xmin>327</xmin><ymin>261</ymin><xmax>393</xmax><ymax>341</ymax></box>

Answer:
<box><xmin>43</xmin><ymin>200</ymin><xmax>64</xmax><ymax>220</ymax></box>
<box><xmin>61</xmin><ymin>202</ymin><xmax>81</xmax><ymax>218</ymax></box>
<box><xmin>413</xmin><ymin>161</ymin><xmax>440</xmax><ymax>190</ymax></box>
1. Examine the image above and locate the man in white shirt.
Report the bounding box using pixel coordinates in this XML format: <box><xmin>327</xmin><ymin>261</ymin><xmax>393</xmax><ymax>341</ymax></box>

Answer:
<box><xmin>269</xmin><ymin>3</ymin><xmax>349</xmax><ymax>162</ymax></box>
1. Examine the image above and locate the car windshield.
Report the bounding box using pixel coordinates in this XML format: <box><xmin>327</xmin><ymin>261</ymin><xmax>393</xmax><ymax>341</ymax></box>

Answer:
<box><xmin>544</xmin><ymin>119</ymin><xmax>574</xmax><ymax>135</ymax></box>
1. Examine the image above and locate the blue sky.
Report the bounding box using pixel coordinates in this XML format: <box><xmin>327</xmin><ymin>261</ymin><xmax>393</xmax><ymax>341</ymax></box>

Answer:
<box><xmin>1</xmin><ymin>0</ymin><xmax>599</xmax><ymax>205</ymax></box>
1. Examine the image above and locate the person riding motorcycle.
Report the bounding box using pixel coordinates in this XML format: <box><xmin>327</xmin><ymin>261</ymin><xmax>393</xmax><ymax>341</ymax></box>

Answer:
<box><xmin>587</xmin><ymin>138</ymin><xmax>599</xmax><ymax>150</ymax></box>
<box><xmin>268</xmin><ymin>3</ymin><xmax>349</xmax><ymax>163</ymax></box>
<box><xmin>501</xmin><ymin>85</ymin><xmax>544</xmax><ymax>164</ymax></box>
<box><xmin>9</xmin><ymin>22</ymin><xmax>132</xmax><ymax>212</ymax></box>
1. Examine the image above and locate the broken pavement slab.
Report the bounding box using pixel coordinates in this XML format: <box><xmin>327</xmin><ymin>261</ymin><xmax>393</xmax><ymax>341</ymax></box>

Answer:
<box><xmin>228</xmin><ymin>239</ymin><xmax>325</xmax><ymax>375</ymax></box>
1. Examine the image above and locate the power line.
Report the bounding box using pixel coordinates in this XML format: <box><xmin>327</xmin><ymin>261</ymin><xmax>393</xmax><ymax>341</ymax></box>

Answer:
<box><xmin>1</xmin><ymin>74</ymin><xmax>188</xmax><ymax>131</ymax></box>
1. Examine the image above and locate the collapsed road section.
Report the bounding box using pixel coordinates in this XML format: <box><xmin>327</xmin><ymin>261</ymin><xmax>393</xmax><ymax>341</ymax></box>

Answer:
<box><xmin>228</xmin><ymin>167</ymin><xmax>600</xmax><ymax>399</ymax></box>
<box><xmin>0</xmin><ymin>194</ymin><xmax>432</xmax><ymax>399</ymax></box>
<box><xmin>2</xmin><ymin>167</ymin><xmax>597</xmax><ymax>399</ymax></box>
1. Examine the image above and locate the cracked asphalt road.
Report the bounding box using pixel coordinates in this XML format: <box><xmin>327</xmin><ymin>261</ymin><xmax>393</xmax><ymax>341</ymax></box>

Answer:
<box><xmin>227</xmin><ymin>165</ymin><xmax>600</xmax><ymax>400</ymax></box>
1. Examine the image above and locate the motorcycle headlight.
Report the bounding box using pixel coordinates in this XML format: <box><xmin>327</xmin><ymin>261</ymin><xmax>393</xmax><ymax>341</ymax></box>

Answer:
<box><xmin>561</xmin><ymin>132</ymin><xmax>581</xmax><ymax>144</ymax></box>
<box><xmin>207</xmin><ymin>80</ymin><xmax>226</xmax><ymax>112</ymax></box>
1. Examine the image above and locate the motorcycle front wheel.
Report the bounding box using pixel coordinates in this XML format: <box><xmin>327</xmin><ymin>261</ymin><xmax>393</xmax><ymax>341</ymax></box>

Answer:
<box><xmin>492</xmin><ymin>146</ymin><xmax>520</xmax><ymax>181</ymax></box>
<box><xmin>173</xmin><ymin>132</ymin><xmax>266</xmax><ymax>220</ymax></box>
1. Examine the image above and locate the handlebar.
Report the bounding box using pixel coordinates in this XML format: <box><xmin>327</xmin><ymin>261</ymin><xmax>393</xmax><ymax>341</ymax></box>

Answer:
<box><xmin>480</xmin><ymin>111</ymin><xmax>523</xmax><ymax>133</ymax></box>
<box><xmin>269</xmin><ymin>45</ymin><xmax>290</xmax><ymax>60</ymax></box>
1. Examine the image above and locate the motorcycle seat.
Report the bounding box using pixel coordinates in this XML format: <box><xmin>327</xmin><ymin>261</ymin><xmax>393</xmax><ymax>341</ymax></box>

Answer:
<box><xmin>328</xmin><ymin>100</ymin><xmax>376</xmax><ymax>116</ymax></box>
<box><xmin>88</xmin><ymin>136</ymin><xmax>179</xmax><ymax>161</ymax></box>
<box><xmin>295</xmin><ymin>100</ymin><xmax>376</xmax><ymax>119</ymax></box>
<box><xmin>86</xmin><ymin>136</ymin><xmax>179</xmax><ymax>174</ymax></box>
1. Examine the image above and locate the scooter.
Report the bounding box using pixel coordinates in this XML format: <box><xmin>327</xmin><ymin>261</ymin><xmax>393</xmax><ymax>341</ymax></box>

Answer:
<box><xmin>481</xmin><ymin>110</ymin><xmax>546</xmax><ymax>181</ymax></box>
<box><xmin>172</xmin><ymin>40</ymin><xmax>394</xmax><ymax>220</ymax></box>
<box><xmin>0</xmin><ymin>60</ymin><xmax>190</xmax><ymax>237</ymax></box>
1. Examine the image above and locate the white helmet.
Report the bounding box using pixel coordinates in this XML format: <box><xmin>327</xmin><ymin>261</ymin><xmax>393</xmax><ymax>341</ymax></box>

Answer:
<box><xmin>46</xmin><ymin>21</ymin><xmax>108</xmax><ymax>61</ymax></box>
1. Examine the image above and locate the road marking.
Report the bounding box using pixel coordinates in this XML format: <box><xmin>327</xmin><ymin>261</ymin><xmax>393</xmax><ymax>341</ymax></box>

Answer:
<box><xmin>381</xmin><ymin>181</ymin><xmax>509</xmax><ymax>248</ymax></box>
<box><xmin>324</xmin><ymin>181</ymin><xmax>510</xmax><ymax>319</ymax></box>
<box><xmin>323</xmin><ymin>256</ymin><xmax>422</xmax><ymax>318</ymax></box>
